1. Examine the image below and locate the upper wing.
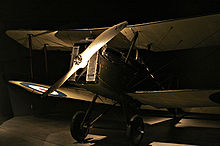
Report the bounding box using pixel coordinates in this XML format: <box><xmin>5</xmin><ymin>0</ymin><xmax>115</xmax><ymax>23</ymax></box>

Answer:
<box><xmin>128</xmin><ymin>89</ymin><xmax>220</xmax><ymax>108</ymax></box>
<box><xmin>122</xmin><ymin>13</ymin><xmax>220</xmax><ymax>51</ymax></box>
<box><xmin>7</xmin><ymin>13</ymin><xmax>220</xmax><ymax>52</ymax></box>
<box><xmin>9</xmin><ymin>80</ymin><xmax>114</xmax><ymax>105</ymax></box>
<box><xmin>6</xmin><ymin>27</ymin><xmax>130</xmax><ymax>51</ymax></box>
<box><xmin>6</xmin><ymin>30</ymin><xmax>73</xmax><ymax>51</ymax></box>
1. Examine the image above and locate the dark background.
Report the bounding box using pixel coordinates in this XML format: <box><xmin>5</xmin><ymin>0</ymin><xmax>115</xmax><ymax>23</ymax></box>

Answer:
<box><xmin>0</xmin><ymin>0</ymin><xmax>220</xmax><ymax>29</ymax></box>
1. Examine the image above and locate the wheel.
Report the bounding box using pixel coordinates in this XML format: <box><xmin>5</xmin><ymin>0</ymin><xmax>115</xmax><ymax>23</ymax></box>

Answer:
<box><xmin>70</xmin><ymin>111</ymin><xmax>89</xmax><ymax>142</ymax></box>
<box><xmin>127</xmin><ymin>115</ymin><xmax>144</xmax><ymax>146</ymax></box>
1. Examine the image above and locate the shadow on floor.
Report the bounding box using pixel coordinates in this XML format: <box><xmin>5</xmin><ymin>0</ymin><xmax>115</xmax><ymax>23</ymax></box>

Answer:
<box><xmin>1</xmin><ymin>114</ymin><xmax>220</xmax><ymax>146</ymax></box>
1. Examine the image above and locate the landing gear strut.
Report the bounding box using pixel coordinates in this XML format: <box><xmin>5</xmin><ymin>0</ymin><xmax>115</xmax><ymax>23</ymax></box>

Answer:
<box><xmin>70</xmin><ymin>94</ymin><xmax>98</xmax><ymax>142</ymax></box>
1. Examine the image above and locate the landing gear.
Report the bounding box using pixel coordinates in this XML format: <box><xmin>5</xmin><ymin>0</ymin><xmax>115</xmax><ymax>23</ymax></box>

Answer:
<box><xmin>121</xmin><ymin>97</ymin><xmax>144</xmax><ymax>145</ymax></box>
<box><xmin>70</xmin><ymin>95</ymin><xmax>98</xmax><ymax>142</ymax></box>
<box><xmin>127</xmin><ymin>115</ymin><xmax>144</xmax><ymax>146</ymax></box>
<box><xmin>70</xmin><ymin>94</ymin><xmax>144</xmax><ymax>145</ymax></box>
<box><xmin>70</xmin><ymin>111</ymin><xmax>89</xmax><ymax>142</ymax></box>
<box><xmin>70</xmin><ymin>94</ymin><xmax>114</xmax><ymax>143</ymax></box>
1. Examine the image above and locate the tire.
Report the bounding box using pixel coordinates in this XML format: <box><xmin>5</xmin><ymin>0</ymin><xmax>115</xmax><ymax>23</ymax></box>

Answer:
<box><xmin>127</xmin><ymin>115</ymin><xmax>144</xmax><ymax>146</ymax></box>
<box><xmin>70</xmin><ymin>111</ymin><xmax>89</xmax><ymax>142</ymax></box>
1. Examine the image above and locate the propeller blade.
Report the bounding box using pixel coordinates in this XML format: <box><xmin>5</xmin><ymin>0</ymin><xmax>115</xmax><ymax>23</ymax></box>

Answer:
<box><xmin>42</xmin><ymin>21</ymin><xmax>128</xmax><ymax>97</ymax></box>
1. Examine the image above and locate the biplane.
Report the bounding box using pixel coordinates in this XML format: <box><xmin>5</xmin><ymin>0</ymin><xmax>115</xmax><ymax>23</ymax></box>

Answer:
<box><xmin>7</xmin><ymin>13</ymin><xmax>220</xmax><ymax>145</ymax></box>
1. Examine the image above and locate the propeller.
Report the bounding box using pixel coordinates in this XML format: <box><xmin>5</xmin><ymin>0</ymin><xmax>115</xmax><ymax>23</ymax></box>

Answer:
<box><xmin>42</xmin><ymin>21</ymin><xmax>128</xmax><ymax>97</ymax></box>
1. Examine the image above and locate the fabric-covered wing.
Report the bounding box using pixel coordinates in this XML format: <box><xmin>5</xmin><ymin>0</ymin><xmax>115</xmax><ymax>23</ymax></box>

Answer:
<box><xmin>9</xmin><ymin>80</ymin><xmax>114</xmax><ymax>105</ymax></box>
<box><xmin>6</xmin><ymin>31</ymin><xmax>73</xmax><ymax>51</ymax></box>
<box><xmin>55</xmin><ymin>29</ymin><xmax>130</xmax><ymax>49</ymax></box>
<box><xmin>122</xmin><ymin>13</ymin><xmax>220</xmax><ymax>51</ymax></box>
<box><xmin>6</xmin><ymin>28</ymin><xmax>130</xmax><ymax>51</ymax></box>
<box><xmin>128</xmin><ymin>90</ymin><xmax>220</xmax><ymax>108</ymax></box>
<box><xmin>6</xmin><ymin>13</ymin><xmax>220</xmax><ymax>52</ymax></box>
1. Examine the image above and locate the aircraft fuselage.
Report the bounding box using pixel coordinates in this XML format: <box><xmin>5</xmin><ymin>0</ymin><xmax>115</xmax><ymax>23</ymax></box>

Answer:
<box><xmin>75</xmin><ymin>48</ymin><xmax>159</xmax><ymax>104</ymax></box>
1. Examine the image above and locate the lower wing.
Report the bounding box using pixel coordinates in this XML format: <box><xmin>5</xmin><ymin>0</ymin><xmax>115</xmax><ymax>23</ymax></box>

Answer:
<box><xmin>128</xmin><ymin>90</ymin><xmax>220</xmax><ymax>108</ymax></box>
<box><xmin>9</xmin><ymin>80</ymin><xmax>220</xmax><ymax>108</ymax></box>
<box><xmin>9</xmin><ymin>80</ymin><xmax>114</xmax><ymax>105</ymax></box>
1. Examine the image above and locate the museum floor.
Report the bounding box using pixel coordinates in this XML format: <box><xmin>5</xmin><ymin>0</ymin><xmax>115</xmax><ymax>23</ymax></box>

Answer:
<box><xmin>1</xmin><ymin>112</ymin><xmax>220</xmax><ymax>146</ymax></box>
